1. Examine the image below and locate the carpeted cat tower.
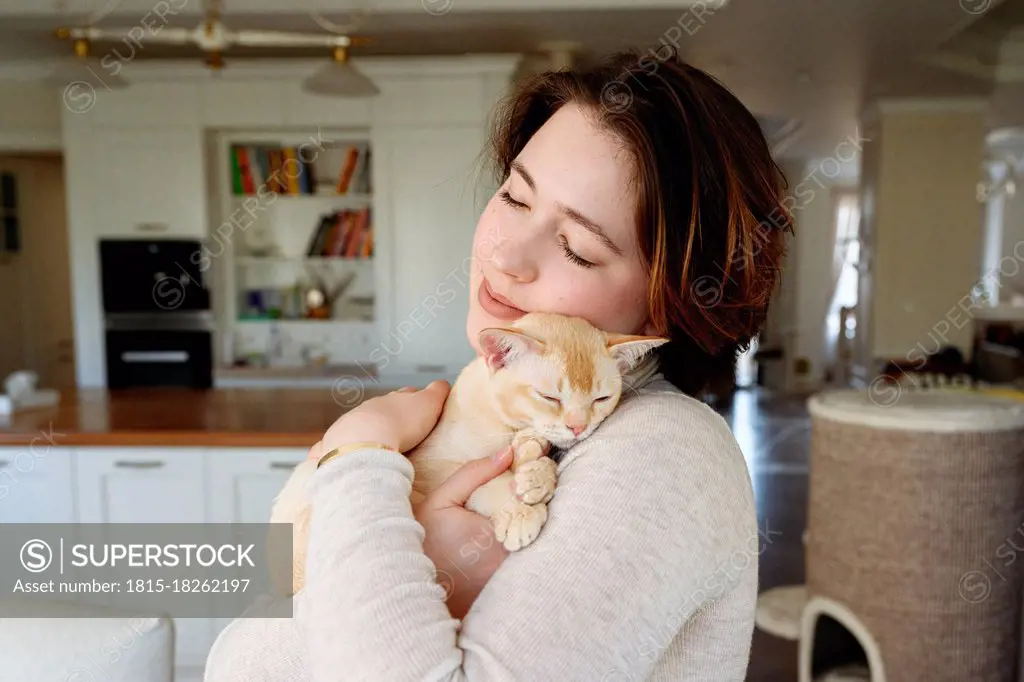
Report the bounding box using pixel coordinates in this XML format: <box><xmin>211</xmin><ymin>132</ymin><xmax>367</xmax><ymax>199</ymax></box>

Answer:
<box><xmin>797</xmin><ymin>386</ymin><xmax>1024</xmax><ymax>682</ymax></box>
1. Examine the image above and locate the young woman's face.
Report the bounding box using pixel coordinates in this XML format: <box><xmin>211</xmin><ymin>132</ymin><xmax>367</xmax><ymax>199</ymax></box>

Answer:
<box><xmin>466</xmin><ymin>103</ymin><xmax>651</xmax><ymax>354</ymax></box>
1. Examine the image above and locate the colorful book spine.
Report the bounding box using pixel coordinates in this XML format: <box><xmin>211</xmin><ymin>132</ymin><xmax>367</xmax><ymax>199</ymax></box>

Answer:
<box><xmin>336</xmin><ymin>146</ymin><xmax>359</xmax><ymax>194</ymax></box>
<box><xmin>282</xmin><ymin>147</ymin><xmax>301</xmax><ymax>195</ymax></box>
<box><xmin>230</xmin><ymin>147</ymin><xmax>244</xmax><ymax>195</ymax></box>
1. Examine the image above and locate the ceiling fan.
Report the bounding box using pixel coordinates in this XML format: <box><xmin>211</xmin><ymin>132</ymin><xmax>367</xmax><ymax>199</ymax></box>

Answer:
<box><xmin>50</xmin><ymin>0</ymin><xmax>380</xmax><ymax>96</ymax></box>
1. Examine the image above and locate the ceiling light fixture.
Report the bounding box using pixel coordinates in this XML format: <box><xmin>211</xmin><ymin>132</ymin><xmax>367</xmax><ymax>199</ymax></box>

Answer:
<box><xmin>46</xmin><ymin>32</ymin><xmax>130</xmax><ymax>89</ymax></box>
<box><xmin>301</xmin><ymin>42</ymin><xmax>380</xmax><ymax>97</ymax></box>
<box><xmin>53</xmin><ymin>1</ymin><xmax>378</xmax><ymax>98</ymax></box>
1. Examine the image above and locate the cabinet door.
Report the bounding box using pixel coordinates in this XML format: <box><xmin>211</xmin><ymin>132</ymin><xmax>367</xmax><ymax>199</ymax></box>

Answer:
<box><xmin>376</xmin><ymin>126</ymin><xmax>487</xmax><ymax>376</ymax></box>
<box><xmin>0</xmin><ymin>446</ymin><xmax>75</xmax><ymax>524</ymax></box>
<box><xmin>75</xmin><ymin>448</ymin><xmax>211</xmax><ymax>671</ymax></box>
<box><xmin>90</xmin><ymin>130</ymin><xmax>207</xmax><ymax>238</ymax></box>
<box><xmin>208</xmin><ymin>448</ymin><xmax>307</xmax><ymax>524</ymax></box>
<box><xmin>207</xmin><ymin>448</ymin><xmax>306</xmax><ymax>640</ymax></box>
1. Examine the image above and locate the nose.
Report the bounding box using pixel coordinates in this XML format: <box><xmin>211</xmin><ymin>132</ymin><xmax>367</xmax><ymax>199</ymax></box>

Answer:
<box><xmin>489</xmin><ymin>222</ymin><xmax>539</xmax><ymax>283</ymax></box>
<box><xmin>568</xmin><ymin>424</ymin><xmax>585</xmax><ymax>437</ymax></box>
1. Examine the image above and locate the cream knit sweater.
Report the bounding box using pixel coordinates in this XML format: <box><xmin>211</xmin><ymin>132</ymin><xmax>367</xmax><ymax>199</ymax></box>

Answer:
<box><xmin>204</xmin><ymin>373</ymin><xmax>759</xmax><ymax>682</ymax></box>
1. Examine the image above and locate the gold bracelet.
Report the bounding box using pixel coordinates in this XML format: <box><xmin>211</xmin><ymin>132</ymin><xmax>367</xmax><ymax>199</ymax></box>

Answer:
<box><xmin>316</xmin><ymin>441</ymin><xmax>400</xmax><ymax>469</ymax></box>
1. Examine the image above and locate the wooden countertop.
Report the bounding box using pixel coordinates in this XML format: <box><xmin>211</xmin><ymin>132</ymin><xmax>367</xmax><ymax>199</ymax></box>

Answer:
<box><xmin>0</xmin><ymin>387</ymin><xmax>392</xmax><ymax>448</ymax></box>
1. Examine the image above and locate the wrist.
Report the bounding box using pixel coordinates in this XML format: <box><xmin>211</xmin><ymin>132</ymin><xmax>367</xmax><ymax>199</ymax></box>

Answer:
<box><xmin>316</xmin><ymin>440</ymin><xmax>400</xmax><ymax>469</ymax></box>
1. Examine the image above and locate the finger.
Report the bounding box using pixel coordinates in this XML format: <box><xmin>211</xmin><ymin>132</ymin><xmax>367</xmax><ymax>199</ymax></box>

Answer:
<box><xmin>393</xmin><ymin>386</ymin><xmax>418</xmax><ymax>393</ymax></box>
<box><xmin>428</xmin><ymin>448</ymin><xmax>513</xmax><ymax>509</ymax></box>
<box><xmin>396</xmin><ymin>379</ymin><xmax>451</xmax><ymax>451</ymax></box>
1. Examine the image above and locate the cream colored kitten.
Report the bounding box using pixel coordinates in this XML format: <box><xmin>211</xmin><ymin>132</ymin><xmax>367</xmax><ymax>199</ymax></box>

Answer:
<box><xmin>269</xmin><ymin>312</ymin><xmax>667</xmax><ymax>596</ymax></box>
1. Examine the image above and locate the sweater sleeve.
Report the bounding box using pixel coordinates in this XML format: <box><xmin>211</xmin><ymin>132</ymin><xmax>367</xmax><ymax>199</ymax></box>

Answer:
<box><xmin>302</xmin><ymin>391</ymin><xmax>758</xmax><ymax>682</ymax></box>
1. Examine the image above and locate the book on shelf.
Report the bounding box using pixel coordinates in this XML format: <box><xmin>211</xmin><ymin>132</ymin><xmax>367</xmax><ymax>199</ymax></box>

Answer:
<box><xmin>305</xmin><ymin>208</ymin><xmax>373</xmax><ymax>259</ymax></box>
<box><xmin>230</xmin><ymin>143</ymin><xmax>369</xmax><ymax>197</ymax></box>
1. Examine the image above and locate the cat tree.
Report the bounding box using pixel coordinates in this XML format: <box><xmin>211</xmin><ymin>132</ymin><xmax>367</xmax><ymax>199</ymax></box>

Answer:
<box><xmin>800</xmin><ymin>386</ymin><xmax>1024</xmax><ymax>682</ymax></box>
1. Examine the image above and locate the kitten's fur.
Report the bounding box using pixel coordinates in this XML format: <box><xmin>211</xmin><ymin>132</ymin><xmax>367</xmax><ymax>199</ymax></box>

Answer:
<box><xmin>269</xmin><ymin>312</ymin><xmax>668</xmax><ymax>596</ymax></box>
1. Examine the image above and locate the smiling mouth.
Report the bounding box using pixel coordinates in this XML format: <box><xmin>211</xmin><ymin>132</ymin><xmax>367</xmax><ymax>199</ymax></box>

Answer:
<box><xmin>479</xmin><ymin>277</ymin><xmax>526</xmax><ymax>320</ymax></box>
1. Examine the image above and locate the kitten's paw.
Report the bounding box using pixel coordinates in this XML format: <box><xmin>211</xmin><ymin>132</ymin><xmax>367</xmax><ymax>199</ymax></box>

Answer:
<box><xmin>493</xmin><ymin>501</ymin><xmax>548</xmax><ymax>551</ymax></box>
<box><xmin>511</xmin><ymin>434</ymin><xmax>549</xmax><ymax>465</ymax></box>
<box><xmin>514</xmin><ymin>457</ymin><xmax>557</xmax><ymax>504</ymax></box>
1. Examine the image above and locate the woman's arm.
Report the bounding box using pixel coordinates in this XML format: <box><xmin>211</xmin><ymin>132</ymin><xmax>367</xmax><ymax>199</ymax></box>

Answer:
<box><xmin>302</xmin><ymin>391</ymin><xmax>759</xmax><ymax>681</ymax></box>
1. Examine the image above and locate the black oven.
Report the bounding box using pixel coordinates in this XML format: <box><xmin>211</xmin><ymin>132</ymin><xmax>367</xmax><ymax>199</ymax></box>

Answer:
<box><xmin>100</xmin><ymin>238</ymin><xmax>210</xmax><ymax>313</ymax></box>
<box><xmin>100</xmin><ymin>239</ymin><xmax>214</xmax><ymax>389</ymax></box>
<box><xmin>105</xmin><ymin>328</ymin><xmax>213</xmax><ymax>389</ymax></box>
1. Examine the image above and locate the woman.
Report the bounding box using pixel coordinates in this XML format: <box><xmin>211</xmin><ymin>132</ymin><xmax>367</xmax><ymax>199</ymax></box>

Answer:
<box><xmin>205</xmin><ymin>48</ymin><xmax>791</xmax><ymax>681</ymax></box>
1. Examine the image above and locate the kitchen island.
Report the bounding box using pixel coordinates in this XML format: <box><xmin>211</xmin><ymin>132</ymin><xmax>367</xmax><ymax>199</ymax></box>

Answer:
<box><xmin>0</xmin><ymin>386</ymin><xmax>392</xmax><ymax>447</ymax></box>
<box><xmin>0</xmin><ymin>386</ymin><xmax>399</xmax><ymax>682</ymax></box>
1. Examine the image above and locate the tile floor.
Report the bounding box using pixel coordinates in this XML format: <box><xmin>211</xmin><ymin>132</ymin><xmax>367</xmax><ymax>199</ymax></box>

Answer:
<box><xmin>719</xmin><ymin>388</ymin><xmax>812</xmax><ymax>681</ymax></box>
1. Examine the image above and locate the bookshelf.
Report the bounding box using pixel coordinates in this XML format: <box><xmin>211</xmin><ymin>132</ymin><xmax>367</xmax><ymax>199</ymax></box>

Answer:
<box><xmin>211</xmin><ymin>128</ymin><xmax>378</xmax><ymax>370</ymax></box>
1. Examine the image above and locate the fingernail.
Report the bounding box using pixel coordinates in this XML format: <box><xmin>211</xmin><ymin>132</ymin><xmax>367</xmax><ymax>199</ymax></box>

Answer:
<box><xmin>395</xmin><ymin>386</ymin><xmax>417</xmax><ymax>393</ymax></box>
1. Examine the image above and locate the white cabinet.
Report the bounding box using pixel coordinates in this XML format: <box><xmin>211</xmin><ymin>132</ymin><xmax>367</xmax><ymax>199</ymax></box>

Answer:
<box><xmin>376</xmin><ymin>125</ymin><xmax>487</xmax><ymax>376</ymax></box>
<box><xmin>208</xmin><ymin>448</ymin><xmax>305</xmax><ymax>523</ymax></box>
<box><xmin>75</xmin><ymin>447</ymin><xmax>212</xmax><ymax>674</ymax></box>
<box><xmin>89</xmin><ymin>129</ymin><xmax>208</xmax><ymax>238</ymax></box>
<box><xmin>207</xmin><ymin>447</ymin><xmax>306</xmax><ymax>638</ymax></box>
<box><xmin>0</xmin><ymin>446</ymin><xmax>75</xmax><ymax>524</ymax></box>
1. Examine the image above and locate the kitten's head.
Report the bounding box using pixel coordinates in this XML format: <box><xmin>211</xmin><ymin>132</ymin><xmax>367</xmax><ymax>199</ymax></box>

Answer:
<box><xmin>478</xmin><ymin>312</ymin><xmax>669</xmax><ymax>450</ymax></box>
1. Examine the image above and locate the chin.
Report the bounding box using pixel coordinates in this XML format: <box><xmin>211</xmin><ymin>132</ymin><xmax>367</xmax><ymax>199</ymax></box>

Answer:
<box><xmin>549</xmin><ymin>430</ymin><xmax>593</xmax><ymax>451</ymax></box>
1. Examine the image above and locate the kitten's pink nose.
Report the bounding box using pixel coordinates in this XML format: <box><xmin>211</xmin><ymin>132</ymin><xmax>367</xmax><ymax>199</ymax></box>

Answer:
<box><xmin>568</xmin><ymin>424</ymin><xmax>585</xmax><ymax>436</ymax></box>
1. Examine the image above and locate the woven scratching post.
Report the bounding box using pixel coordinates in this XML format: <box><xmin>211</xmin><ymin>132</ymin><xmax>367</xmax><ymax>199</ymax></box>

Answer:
<box><xmin>801</xmin><ymin>389</ymin><xmax>1024</xmax><ymax>682</ymax></box>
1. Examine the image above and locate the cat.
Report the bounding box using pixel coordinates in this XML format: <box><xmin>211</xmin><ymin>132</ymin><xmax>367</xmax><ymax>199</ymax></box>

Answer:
<box><xmin>268</xmin><ymin>311</ymin><xmax>668</xmax><ymax>596</ymax></box>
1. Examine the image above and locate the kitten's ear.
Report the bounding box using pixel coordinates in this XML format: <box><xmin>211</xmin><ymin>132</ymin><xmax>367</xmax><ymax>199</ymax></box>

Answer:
<box><xmin>606</xmin><ymin>334</ymin><xmax>670</xmax><ymax>374</ymax></box>
<box><xmin>479</xmin><ymin>327</ymin><xmax>545</xmax><ymax>372</ymax></box>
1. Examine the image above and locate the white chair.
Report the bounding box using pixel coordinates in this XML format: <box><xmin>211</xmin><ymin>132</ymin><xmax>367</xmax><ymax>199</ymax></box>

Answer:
<box><xmin>0</xmin><ymin>596</ymin><xmax>174</xmax><ymax>682</ymax></box>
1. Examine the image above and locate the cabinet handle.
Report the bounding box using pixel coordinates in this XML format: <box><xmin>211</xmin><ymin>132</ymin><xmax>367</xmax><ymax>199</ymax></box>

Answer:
<box><xmin>114</xmin><ymin>460</ymin><xmax>165</xmax><ymax>469</ymax></box>
<box><xmin>270</xmin><ymin>462</ymin><xmax>297</xmax><ymax>470</ymax></box>
<box><xmin>136</xmin><ymin>222</ymin><xmax>169</xmax><ymax>232</ymax></box>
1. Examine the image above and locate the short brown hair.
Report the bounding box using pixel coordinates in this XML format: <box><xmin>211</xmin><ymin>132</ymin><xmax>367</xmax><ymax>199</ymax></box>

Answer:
<box><xmin>488</xmin><ymin>48</ymin><xmax>793</xmax><ymax>397</ymax></box>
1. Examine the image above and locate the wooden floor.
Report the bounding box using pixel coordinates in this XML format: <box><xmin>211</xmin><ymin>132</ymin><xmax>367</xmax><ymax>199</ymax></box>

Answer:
<box><xmin>718</xmin><ymin>388</ymin><xmax>812</xmax><ymax>682</ymax></box>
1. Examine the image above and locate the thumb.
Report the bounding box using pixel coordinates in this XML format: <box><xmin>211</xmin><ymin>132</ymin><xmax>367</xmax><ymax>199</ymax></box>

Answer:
<box><xmin>399</xmin><ymin>379</ymin><xmax>450</xmax><ymax>451</ymax></box>
<box><xmin>429</xmin><ymin>447</ymin><xmax>514</xmax><ymax>509</ymax></box>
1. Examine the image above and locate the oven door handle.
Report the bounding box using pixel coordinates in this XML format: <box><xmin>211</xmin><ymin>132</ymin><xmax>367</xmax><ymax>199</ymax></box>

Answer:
<box><xmin>120</xmin><ymin>351</ymin><xmax>190</xmax><ymax>363</ymax></box>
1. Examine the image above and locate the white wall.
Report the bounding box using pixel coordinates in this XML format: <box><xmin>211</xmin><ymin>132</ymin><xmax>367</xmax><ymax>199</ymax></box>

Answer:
<box><xmin>43</xmin><ymin>57</ymin><xmax>517</xmax><ymax>387</ymax></box>
<box><xmin>862</xmin><ymin>100</ymin><xmax>987</xmax><ymax>363</ymax></box>
<box><xmin>0</xmin><ymin>82</ymin><xmax>62</xmax><ymax>150</ymax></box>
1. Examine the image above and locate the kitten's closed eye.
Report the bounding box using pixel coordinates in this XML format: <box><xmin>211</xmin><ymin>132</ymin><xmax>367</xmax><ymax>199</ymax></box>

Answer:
<box><xmin>594</xmin><ymin>395</ymin><xmax>611</xmax><ymax>403</ymax></box>
<box><xmin>533</xmin><ymin>389</ymin><xmax>561</xmax><ymax>406</ymax></box>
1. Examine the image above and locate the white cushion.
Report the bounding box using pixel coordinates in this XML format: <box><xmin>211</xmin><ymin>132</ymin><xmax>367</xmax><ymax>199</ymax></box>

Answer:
<box><xmin>0</xmin><ymin>596</ymin><xmax>173</xmax><ymax>682</ymax></box>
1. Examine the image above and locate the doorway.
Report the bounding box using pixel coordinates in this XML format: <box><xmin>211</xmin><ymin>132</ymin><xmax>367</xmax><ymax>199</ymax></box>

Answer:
<box><xmin>0</xmin><ymin>154</ymin><xmax>76</xmax><ymax>388</ymax></box>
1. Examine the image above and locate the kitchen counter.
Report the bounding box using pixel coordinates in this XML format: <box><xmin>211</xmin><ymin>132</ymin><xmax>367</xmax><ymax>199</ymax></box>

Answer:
<box><xmin>0</xmin><ymin>387</ymin><xmax>393</xmax><ymax>447</ymax></box>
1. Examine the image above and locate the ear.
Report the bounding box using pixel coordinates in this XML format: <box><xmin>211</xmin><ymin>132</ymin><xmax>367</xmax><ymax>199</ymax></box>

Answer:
<box><xmin>478</xmin><ymin>327</ymin><xmax>545</xmax><ymax>372</ymax></box>
<box><xmin>605</xmin><ymin>334</ymin><xmax>670</xmax><ymax>374</ymax></box>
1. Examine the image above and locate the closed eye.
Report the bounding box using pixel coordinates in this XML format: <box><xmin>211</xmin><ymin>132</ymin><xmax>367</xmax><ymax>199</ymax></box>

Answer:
<box><xmin>534</xmin><ymin>390</ymin><xmax>561</xmax><ymax>406</ymax></box>
<box><xmin>499</xmin><ymin>189</ymin><xmax>528</xmax><ymax>210</ymax></box>
<box><xmin>593</xmin><ymin>395</ymin><xmax>611</xmax><ymax>403</ymax></box>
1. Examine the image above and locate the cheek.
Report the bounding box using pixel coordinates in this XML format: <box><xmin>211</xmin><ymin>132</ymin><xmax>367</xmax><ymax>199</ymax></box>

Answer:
<box><xmin>545</xmin><ymin>270</ymin><xmax>648</xmax><ymax>335</ymax></box>
<box><xmin>472</xmin><ymin>197</ymin><xmax>512</xmax><ymax>270</ymax></box>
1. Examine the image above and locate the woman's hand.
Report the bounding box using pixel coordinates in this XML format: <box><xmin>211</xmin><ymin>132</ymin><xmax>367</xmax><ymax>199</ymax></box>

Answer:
<box><xmin>306</xmin><ymin>378</ymin><xmax>515</xmax><ymax>618</ymax></box>
<box><xmin>414</xmin><ymin>449</ymin><xmax>515</xmax><ymax>619</ymax></box>
<box><xmin>308</xmin><ymin>380</ymin><xmax>450</xmax><ymax>461</ymax></box>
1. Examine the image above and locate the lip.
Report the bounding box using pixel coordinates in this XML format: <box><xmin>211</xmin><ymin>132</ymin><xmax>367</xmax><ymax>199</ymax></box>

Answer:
<box><xmin>478</xmin><ymin>277</ymin><xmax>526</xmax><ymax>321</ymax></box>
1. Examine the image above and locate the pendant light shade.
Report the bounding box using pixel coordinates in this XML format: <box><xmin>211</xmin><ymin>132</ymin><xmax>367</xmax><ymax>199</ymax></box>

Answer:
<box><xmin>301</xmin><ymin>46</ymin><xmax>380</xmax><ymax>97</ymax></box>
<box><xmin>46</xmin><ymin>37</ymin><xmax>130</xmax><ymax>89</ymax></box>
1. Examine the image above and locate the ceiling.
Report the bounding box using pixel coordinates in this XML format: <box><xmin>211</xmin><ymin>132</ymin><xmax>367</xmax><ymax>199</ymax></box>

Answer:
<box><xmin>0</xmin><ymin>0</ymin><xmax>1020</xmax><ymax>159</ymax></box>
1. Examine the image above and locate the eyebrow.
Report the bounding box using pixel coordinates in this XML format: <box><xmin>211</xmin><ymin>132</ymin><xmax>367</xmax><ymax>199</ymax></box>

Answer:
<box><xmin>511</xmin><ymin>160</ymin><xmax>624</xmax><ymax>257</ymax></box>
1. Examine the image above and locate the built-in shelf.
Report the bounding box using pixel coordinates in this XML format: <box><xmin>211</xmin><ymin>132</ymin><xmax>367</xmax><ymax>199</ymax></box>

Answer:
<box><xmin>232</xmin><ymin>191</ymin><xmax>372</xmax><ymax>205</ymax></box>
<box><xmin>234</xmin><ymin>256</ymin><xmax>372</xmax><ymax>266</ymax></box>
<box><xmin>235</xmin><ymin>318</ymin><xmax>373</xmax><ymax>325</ymax></box>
